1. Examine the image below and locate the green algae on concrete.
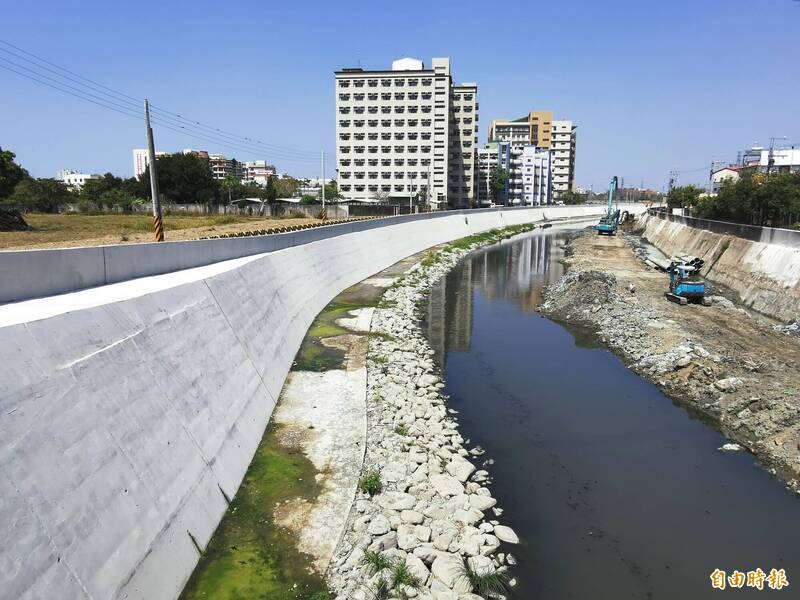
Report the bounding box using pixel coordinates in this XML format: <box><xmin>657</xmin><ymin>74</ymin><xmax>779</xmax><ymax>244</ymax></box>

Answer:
<box><xmin>179</xmin><ymin>423</ymin><xmax>327</xmax><ymax>600</ymax></box>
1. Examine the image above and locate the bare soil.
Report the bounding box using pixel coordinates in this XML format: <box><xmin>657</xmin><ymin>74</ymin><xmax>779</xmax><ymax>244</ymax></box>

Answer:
<box><xmin>541</xmin><ymin>226</ymin><xmax>800</xmax><ymax>493</ymax></box>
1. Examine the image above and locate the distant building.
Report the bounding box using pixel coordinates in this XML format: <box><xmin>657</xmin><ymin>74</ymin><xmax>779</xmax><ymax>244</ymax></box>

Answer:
<box><xmin>488</xmin><ymin>110</ymin><xmax>576</xmax><ymax>198</ymax></box>
<box><xmin>243</xmin><ymin>160</ymin><xmax>277</xmax><ymax>185</ymax></box>
<box><xmin>55</xmin><ymin>169</ymin><xmax>100</xmax><ymax>190</ymax></box>
<box><xmin>737</xmin><ymin>145</ymin><xmax>800</xmax><ymax>174</ymax></box>
<box><xmin>476</xmin><ymin>141</ymin><xmax>553</xmax><ymax>207</ymax></box>
<box><xmin>132</xmin><ymin>149</ymin><xmax>168</xmax><ymax>178</ymax></box>
<box><xmin>335</xmin><ymin>57</ymin><xmax>478</xmax><ymax>208</ymax></box>
<box><xmin>711</xmin><ymin>166</ymin><xmax>741</xmax><ymax>194</ymax></box>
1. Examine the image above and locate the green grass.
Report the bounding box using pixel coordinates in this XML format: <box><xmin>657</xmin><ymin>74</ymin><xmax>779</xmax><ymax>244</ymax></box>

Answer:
<box><xmin>391</xmin><ymin>562</ymin><xmax>420</xmax><ymax>589</ymax></box>
<box><xmin>394</xmin><ymin>425</ymin><xmax>409</xmax><ymax>436</ymax></box>
<box><xmin>358</xmin><ymin>470</ymin><xmax>383</xmax><ymax>496</ymax></box>
<box><xmin>179</xmin><ymin>423</ymin><xmax>327</xmax><ymax>600</ymax></box>
<box><xmin>362</xmin><ymin>550</ymin><xmax>395</xmax><ymax>575</ymax></box>
<box><xmin>459</xmin><ymin>561</ymin><xmax>510</xmax><ymax>598</ymax></box>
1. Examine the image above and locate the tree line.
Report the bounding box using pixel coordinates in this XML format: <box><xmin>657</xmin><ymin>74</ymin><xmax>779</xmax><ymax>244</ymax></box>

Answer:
<box><xmin>668</xmin><ymin>171</ymin><xmax>800</xmax><ymax>229</ymax></box>
<box><xmin>0</xmin><ymin>147</ymin><xmax>335</xmax><ymax>213</ymax></box>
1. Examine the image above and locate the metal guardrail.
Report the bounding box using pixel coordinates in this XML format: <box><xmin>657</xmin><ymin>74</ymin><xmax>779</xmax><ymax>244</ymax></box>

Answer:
<box><xmin>647</xmin><ymin>208</ymin><xmax>800</xmax><ymax>249</ymax></box>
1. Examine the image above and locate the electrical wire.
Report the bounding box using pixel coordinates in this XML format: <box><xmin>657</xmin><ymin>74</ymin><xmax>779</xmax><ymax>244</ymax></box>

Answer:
<box><xmin>0</xmin><ymin>39</ymin><xmax>320</xmax><ymax>161</ymax></box>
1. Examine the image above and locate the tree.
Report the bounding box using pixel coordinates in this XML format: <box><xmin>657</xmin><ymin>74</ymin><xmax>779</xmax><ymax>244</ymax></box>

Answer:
<box><xmin>299</xmin><ymin>194</ymin><xmax>317</xmax><ymax>205</ymax></box>
<box><xmin>0</xmin><ymin>147</ymin><xmax>28</xmax><ymax>198</ymax></box>
<box><xmin>667</xmin><ymin>185</ymin><xmax>703</xmax><ymax>211</ymax></box>
<box><xmin>559</xmin><ymin>190</ymin><xmax>587</xmax><ymax>205</ymax></box>
<box><xmin>323</xmin><ymin>181</ymin><xmax>340</xmax><ymax>200</ymax></box>
<box><xmin>264</xmin><ymin>176</ymin><xmax>278</xmax><ymax>204</ymax></box>
<box><xmin>138</xmin><ymin>152</ymin><xmax>218</xmax><ymax>204</ymax></box>
<box><xmin>220</xmin><ymin>174</ymin><xmax>245</xmax><ymax>202</ymax></box>
<box><xmin>488</xmin><ymin>166</ymin><xmax>509</xmax><ymax>205</ymax></box>
<box><xmin>274</xmin><ymin>176</ymin><xmax>301</xmax><ymax>199</ymax></box>
<box><xmin>9</xmin><ymin>178</ymin><xmax>75</xmax><ymax>212</ymax></box>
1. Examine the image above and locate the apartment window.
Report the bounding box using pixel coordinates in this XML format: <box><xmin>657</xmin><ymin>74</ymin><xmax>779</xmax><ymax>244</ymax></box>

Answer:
<box><xmin>339</xmin><ymin>80</ymin><xmax>350</xmax><ymax>87</ymax></box>
<box><xmin>368</xmin><ymin>93</ymin><xmax>378</xmax><ymax>101</ymax></box>
<box><xmin>408</xmin><ymin>158</ymin><xmax>418</xmax><ymax>166</ymax></box>
<box><xmin>394</xmin><ymin>119</ymin><xmax>405</xmax><ymax>127</ymax></box>
<box><xmin>422</xmin><ymin>92</ymin><xmax>432</xmax><ymax>100</ymax></box>
<box><xmin>341</xmin><ymin>172</ymin><xmax>351</xmax><ymax>179</ymax></box>
<box><xmin>340</xmin><ymin>184</ymin><xmax>351</xmax><ymax>191</ymax></box>
<box><xmin>422</xmin><ymin>78</ymin><xmax>432</xmax><ymax>86</ymax></box>
<box><xmin>381</xmin><ymin>171</ymin><xmax>391</xmax><ymax>179</ymax></box>
<box><xmin>354</xmin><ymin>120</ymin><xmax>365</xmax><ymax>127</ymax></box>
<box><xmin>396</xmin><ymin>172</ymin><xmax>405</xmax><ymax>179</ymax></box>
<box><xmin>368</xmin><ymin>158</ymin><xmax>378</xmax><ymax>166</ymax></box>
<box><xmin>381</xmin><ymin>132</ymin><xmax>391</xmax><ymax>140</ymax></box>
<box><xmin>368</xmin><ymin>79</ymin><xmax>378</xmax><ymax>87</ymax></box>
<box><xmin>381</xmin><ymin>145</ymin><xmax>391</xmax><ymax>152</ymax></box>
<box><xmin>452</xmin><ymin>106</ymin><xmax>460</xmax><ymax>112</ymax></box>
<box><xmin>421</xmin><ymin>146</ymin><xmax>430</xmax><ymax>153</ymax></box>
<box><xmin>368</xmin><ymin>107</ymin><xmax>378</xmax><ymax>114</ymax></box>
<box><xmin>394</xmin><ymin>92</ymin><xmax>405</xmax><ymax>100</ymax></box>
<box><xmin>408</xmin><ymin>132</ymin><xmax>418</xmax><ymax>140</ymax></box>
<box><xmin>381</xmin><ymin>158</ymin><xmax>391</xmax><ymax>166</ymax></box>
<box><xmin>355</xmin><ymin>184</ymin><xmax>365</xmax><ymax>191</ymax></box>
<box><xmin>464</xmin><ymin>106</ymin><xmax>473</xmax><ymax>112</ymax></box>
<box><xmin>421</xmin><ymin>119</ymin><xmax>432</xmax><ymax>126</ymax></box>
<box><xmin>381</xmin><ymin>79</ymin><xmax>391</xmax><ymax>86</ymax></box>
<box><xmin>408</xmin><ymin>92</ymin><xmax>418</xmax><ymax>100</ymax></box>
<box><xmin>394</xmin><ymin>158</ymin><xmax>405</xmax><ymax>166</ymax></box>
<box><xmin>381</xmin><ymin>119</ymin><xmax>391</xmax><ymax>127</ymax></box>
<box><xmin>381</xmin><ymin>106</ymin><xmax>391</xmax><ymax>114</ymax></box>
<box><xmin>381</xmin><ymin>93</ymin><xmax>391</xmax><ymax>100</ymax></box>
<box><xmin>354</xmin><ymin>158</ymin><xmax>365</xmax><ymax>166</ymax></box>
<box><xmin>408</xmin><ymin>78</ymin><xmax>418</xmax><ymax>86</ymax></box>
<box><xmin>421</xmin><ymin>106</ymin><xmax>432</xmax><ymax>113</ymax></box>
<box><xmin>394</xmin><ymin>132</ymin><xmax>405</xmax><ymax>140</ymax></box>
<box><xmin>462</xmin><ymin>129</ymin><xmax>471</xmax><ymax>137</ymax></box>
<box><xmin>464</xmin><ymin>118</ymin><xmax>472</xmax><ymax>124</ymax></box>
<box><xmin>354</xmin><ymin>172</ymin><xmax>365</xmax><ymax>179</ymax></box>
<box><xmin>354</xmin><ymin>146</ymin><xmax>365</xmax><ymax>153</ymax></box>
<box><xmin>354</xmin><ymin>80</ymin><xmax>364</xmax><ymax>87</ymax></box>
<box><xmin>408</xmin><ymin>146</ymin><xmax>418</xmax><ymax>154</ymax></box>
<box><xmin>408</xmin><ymin>106</ymin><xmax>418</xmax><ymax>113</ymax></box>
<box><xmin>395</xmin><ymin>78</ymin><xmax>405</xmax><ymax>86</ymax></box>
<box><xmin>421</xmin><ymin>159</ymin><xmax>431</xmax><ymax>166</ymax></box>
<box><xmin>339</xmin><ymin>106</ymin><xmax>350</xmax><ymax>114</ymax></box>
<box><xmin>354</xmin><ymin>93</ymin><xmax>364</xmax><ymax>101</ymax></box>
<box><xmin>339</xmin><ymin>159</ymin><xmax>351</xmax><ymax>166</ymax></box>
<box><xmin>368</xmin><ymin>132</ymin><xmax>378</xmax><ymax>140</ymax></box>
<box><xmin>368</xmin><ymin>119</ymin><xmax>378</xmax><ymax>126</ymax></box>
<box><xmin>380</xmin><ymin>184</ymin><xmax>390</xmax><ymax>192</ymax></box>
<box><xmin>462</xmin><ymin>141</ymin><xmax>472</xmax><ymax>148</ymax></box>
<box><xmin>354</xmin><ymin>107</ymin><xmax>365</xmax><ymax>114</ymax></box>
<box><xmin>421</xmin><ymin>132</ymin><xmax>431</xmax><ymax>140</ymax></box>
<box><xmin>368</xmin><ymin>146</ymin><xmax>378</xmax><ymax>153</ymax></box>
<box><xmin>395</xmin><ymin>146</ymin><xmax>405</xmax><ymax>153</ymax></box>
<box><xmin>354</xmin><ymin>132</ymin><xmax>365</xmax><ymax>140</ymax></box>
<box><xmin>339</xmin><ymin>133</ymin><xmax>350</xmax><ymax>140</ymax></box>
<box><xmin>408</xmin><ymin>119</ymin><xmax>418</xmax><ymax>127</ymax></box>
<box><xmin>339</xmin><ymin>120</ymin><xmax>350</xmax><ymax>127</ymax></box>
<box><xmin>339</xmin><ymin>93</ymin><xmax>350</xmax><ymax>101</ymax></box>
<box><xmin>395</xmin><ymin>106</ymin><xmax>405</xmax><ymax>114</ymax></box>
<box><xmin>395</xmin><ymin>184</ymin><xmax>405</xmax><ymax>191</ymax></box>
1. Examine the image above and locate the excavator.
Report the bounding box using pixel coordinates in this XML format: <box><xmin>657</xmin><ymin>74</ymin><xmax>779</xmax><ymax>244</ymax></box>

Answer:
<box><xmin>595</xmin><ymin>176</ymin><xmax>620</xmax><ymax>235</ymax></box>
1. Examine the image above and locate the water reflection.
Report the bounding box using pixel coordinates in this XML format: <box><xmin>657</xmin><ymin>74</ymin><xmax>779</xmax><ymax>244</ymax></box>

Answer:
<box><xmin>426</xmin><ymin>232</ymin><xmax>566</xmax><ymax>364</ymax></box>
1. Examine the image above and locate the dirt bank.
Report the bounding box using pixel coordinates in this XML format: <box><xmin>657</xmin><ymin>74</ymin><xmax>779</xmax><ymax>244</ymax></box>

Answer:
<box><xmin>540</xmin><ymin>226</ymin><xmax>800</xmax><ymax>494</ymax></box>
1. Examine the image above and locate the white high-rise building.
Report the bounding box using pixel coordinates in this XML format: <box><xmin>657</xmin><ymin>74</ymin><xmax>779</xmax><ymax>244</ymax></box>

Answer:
<box><xmin>488</xmin><ymin>111</ymin><xmax>576</xmax><ymax>197</ymax></box>
<box><xmin>476</xmin><ymin>142</ymin><xmax>552</xmax><ymax>207</ymax></box>
<box><xmin>132</xmin><ymin>148</ymin><xmax>168</xmax><ymax>178</ymax></box>
<box><xmin>335</xmin><ymin>57</ymin><xmax>478</xmax><ymax>209</ymax></box>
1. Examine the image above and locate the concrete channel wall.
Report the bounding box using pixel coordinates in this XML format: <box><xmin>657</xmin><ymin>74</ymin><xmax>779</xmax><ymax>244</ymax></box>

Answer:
<box><xmin>0</xmin><ymin>205</ymin><xmax>643</xmax><ymax>600</ymax></box>
<box><xmin>642</xmin><ymin>212</ymin><xmax>800</xmax><ymax>322</ymax></box>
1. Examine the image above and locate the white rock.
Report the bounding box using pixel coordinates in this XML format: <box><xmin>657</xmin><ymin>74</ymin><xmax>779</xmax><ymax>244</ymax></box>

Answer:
<box><xmin>398</xmin><ymin>524</ymin><xmax>421</xmax><ymax>550</ymax></box>
<box><xmin>401</xmin><ymin>509</ymin><xmax>425</xmax><ymax>524</ymax></box>
<box><xmin>431</xmin><ymin>474</ymin><xmax>465</xmax><ymax>498</ymax></box>
<box><xmin>431</xmin><ymin>553</ymin><xmax>469</xmax><ymax>591</ymax></box>
<box><xmin>405</xmin><ymin>553</ymin><xmax>432</xmax><ymax>586</ymax></box>
<box><xmin>377</xmin><ymin>491</ymin><xmax>417</xmax><ymax>511</ymax></box>
<box><xmin>453</xmin><ymin>508</ymin><xmax>484</xmax><ymax>526</ymax></box>
<box><xmin>468</xmin><ymin>494</ymin><xmax>497</xmax><ymax>511</ymax></box>
<box><xmin>718</xmin><ymin>442</ymin><xmax>744</xmax><ymax>452</ymax></box>
<box><xmin>446</xmin><ymin>455</ymin><xmax>476</xmax><ymax>483</ymax></box>
<box><xmin>368</xmin><ymin>514</ymin><xmax>391</xmax><ymax>536</ymax></box>
<box><xmin>493</xmin><ymin>525</ymin><xmax>520</xmax><ymax>544</ymax></box>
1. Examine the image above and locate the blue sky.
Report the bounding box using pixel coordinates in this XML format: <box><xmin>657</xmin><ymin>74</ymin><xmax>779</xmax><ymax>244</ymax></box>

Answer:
<box><xmin>2</xmin><ymin>0</ymin><xmax>798</xmax><ymax>192</ymax></box>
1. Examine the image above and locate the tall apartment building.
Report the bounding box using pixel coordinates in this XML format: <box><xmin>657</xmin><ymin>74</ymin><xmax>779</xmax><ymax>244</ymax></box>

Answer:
<box><xmin>243</xmin><ymin>160</ymin><xmax>277</xmax><ymax>185</ymax></box>
<box><xmin>335</xmin><ymin>57</ymin><xmax>478</xmax><ymax>209</ymax></box>
<box><xmin>476</xmin><ymin>142</ymin><xmax>552</xmax><ymax>206</ymax></box>
<box><xmin>488</xmin><ymin>111</ymin><xmax>576</xmax><ymax>197</ymax></box>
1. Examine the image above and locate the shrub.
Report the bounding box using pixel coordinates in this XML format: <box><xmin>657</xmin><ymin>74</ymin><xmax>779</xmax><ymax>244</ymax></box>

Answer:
<box><xmin>358</xmin><ymin>470</ymin><xmax>382</xmax><ymax>496</ymax></box>
<box><xmin>362</xmin><ymin>550</ymin><xmax>394</xmax><ymax>575</ymax></box>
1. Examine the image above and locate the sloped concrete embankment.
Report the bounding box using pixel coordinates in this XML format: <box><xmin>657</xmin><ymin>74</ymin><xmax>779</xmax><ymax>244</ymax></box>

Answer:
<box><xmin>641</xmin><ymin>213</ymin><xmax>800</xmax><ymax>322</ymax></box>
<box><xmin>0</xmin><ymin>206</ymin><xmax>636</xmax><ymax>600</ymax></box>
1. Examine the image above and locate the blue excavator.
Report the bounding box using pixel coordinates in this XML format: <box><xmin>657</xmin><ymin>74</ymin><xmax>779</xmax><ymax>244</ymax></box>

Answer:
<box><xmin>665</xmin><ymin>257</ymin><xmax>712</xmax><ymax>306</ymax></box>
<box><xmin>595</xmin><ymin>176</ymin><xmax>620</xmax><ymax>235</ymax></box>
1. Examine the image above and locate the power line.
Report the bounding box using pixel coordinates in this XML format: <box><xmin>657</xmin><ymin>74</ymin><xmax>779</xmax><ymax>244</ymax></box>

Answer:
<box><xmin>0</xmin><ymin>39</ymin><xmax>320</xmax><ymax>161</ymax></box>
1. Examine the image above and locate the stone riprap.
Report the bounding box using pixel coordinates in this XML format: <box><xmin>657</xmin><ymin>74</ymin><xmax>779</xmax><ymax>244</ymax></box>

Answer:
<box><xmin>328</xmin><ymin>235</ymin><xmax>524</xmax><ymax>600</ymax></box>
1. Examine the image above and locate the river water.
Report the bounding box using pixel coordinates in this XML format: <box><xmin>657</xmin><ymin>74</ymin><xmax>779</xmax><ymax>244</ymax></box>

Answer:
<box><xmin>424</xmin><ymin>226</ymin><xmax>800</xmax><ymax>599</ymax></box>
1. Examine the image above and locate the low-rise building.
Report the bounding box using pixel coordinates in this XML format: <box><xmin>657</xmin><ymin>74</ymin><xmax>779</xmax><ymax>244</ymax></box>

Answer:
<box><xmin>738</xmin><ymin>145</ymin><xmax>800</xmax><ymax>174</ymax></box>
<box><xmin>711</xmin><ymin>166</ymin><xmax>741</xmax><ymax>194</ymax></box>
<box><xmin>55</xmin><ymin>169</ymin><xmax>100</xmax><ymax>190</ymax></box>
<box><xmin>243</xmin><ymin>160</ymin><xmax>277</xmax><ymax>185</ymax></box>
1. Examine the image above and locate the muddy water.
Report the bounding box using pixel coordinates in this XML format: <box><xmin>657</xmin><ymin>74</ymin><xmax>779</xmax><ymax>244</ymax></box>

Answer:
<box><xmin>424</xmin><ymin>228</ymin><xmax>800</xmax><ymax>599</ymax></box>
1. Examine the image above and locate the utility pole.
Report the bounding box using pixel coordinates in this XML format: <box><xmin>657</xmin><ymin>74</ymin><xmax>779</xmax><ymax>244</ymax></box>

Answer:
<box><xmin>321</xmin><ymin>150</ymin><xmax>325</xmax><ymax>209</ymax></box>
<box><xmin>144</xmin><ymin>99</ymin><xmax>163</xmax><ymax>241</ymax></box>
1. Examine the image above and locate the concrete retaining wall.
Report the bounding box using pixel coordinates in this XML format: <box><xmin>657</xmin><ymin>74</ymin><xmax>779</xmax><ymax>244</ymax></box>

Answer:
<box><xmin>0</xmin><ymin>205</ymin><xmax>643</xmax><ymax>600</ymax></box>
<box><xmin>641</xmin><ymin>213</ymin><xmax>800</xmax><ymax>322</ymax></box>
